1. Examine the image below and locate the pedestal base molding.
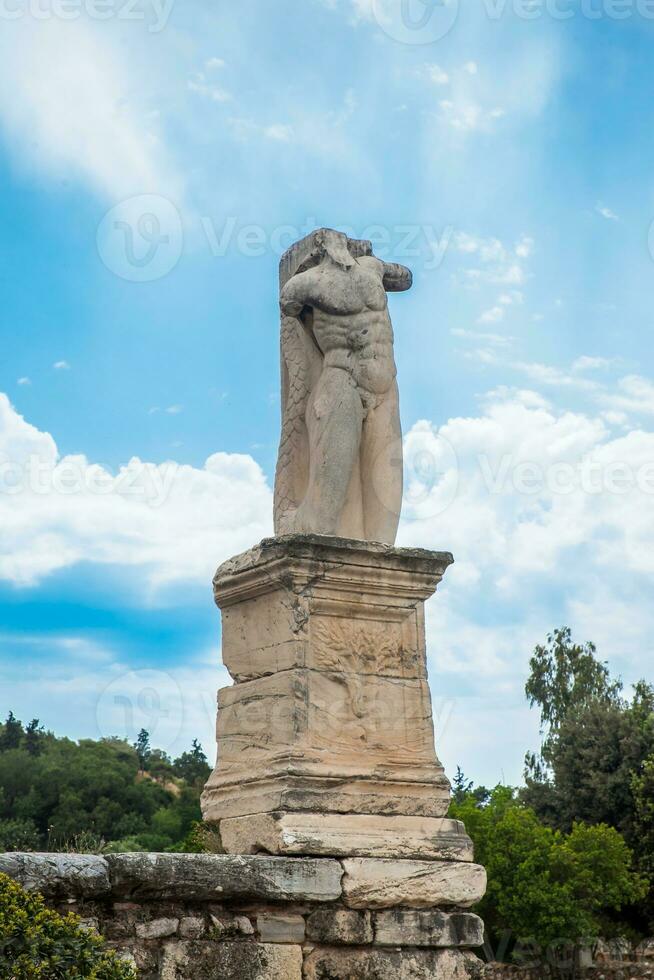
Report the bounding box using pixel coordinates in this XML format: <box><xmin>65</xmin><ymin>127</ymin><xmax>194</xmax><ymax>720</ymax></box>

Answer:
<box><xmin>220</xmin><ymin>813</ymin><xmax>474</xmax><ymax>861</ymax></box>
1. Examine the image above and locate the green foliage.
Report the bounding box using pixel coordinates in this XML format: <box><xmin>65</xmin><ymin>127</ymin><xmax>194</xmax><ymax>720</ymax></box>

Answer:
<box><xmin>522</xmin><ymin>629</ymin><xmax>654</xmax><ymax>933</ymax></box>
<box><xmin>133</xmin><ymin>730</ymin><xmax>151</xmax><ymax>772</ymax></box>
<box><xmin>450</xmin><ymin>787</ymin><xmax>646</xmax><ymax>954</ymax></box>
<box><xmin>632</xmin><ymin>754</ymin><xmax>654</xmax><ymax>928</ymax></box>
<box><xmin>172</xmin><ymin>740</ymin><xmax>211</xmax><ymax>788</ymax></box>
<box><xmin>0</xmin><ymin>712</ymin><xmax>24</xmax><ymax>752</ymax></box>
<box><xmin>0</xmin><ymin>712</ymin><xmax>207</xmax><ymax>853</ymax></box>
<box><xmin>0</xmin><ymin>872</ymin><xmax>136</xmax><ymax>979</ymax></box>
<box><xmin>525</xmin><ymin>627</ymin><xmax>623</xmax><ymax>737</ymax></box>
<box><xmin>0</xmin><ymin>819</ymin><xmax>40</xmax><ymax>852</ymax></box>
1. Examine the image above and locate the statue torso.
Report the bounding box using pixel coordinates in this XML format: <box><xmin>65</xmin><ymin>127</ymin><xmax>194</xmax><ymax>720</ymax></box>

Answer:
<box><xmin>282</xmin><ymin>257</ymin><xmax>397</xmax><ymax>397</ymax></box>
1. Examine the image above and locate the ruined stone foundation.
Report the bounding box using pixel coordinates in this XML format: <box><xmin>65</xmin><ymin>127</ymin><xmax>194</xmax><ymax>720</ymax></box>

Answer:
<box><xmin>0</xmin><ymin>851</ymin><xmax>486</xmax><ymax>979</ymax></box>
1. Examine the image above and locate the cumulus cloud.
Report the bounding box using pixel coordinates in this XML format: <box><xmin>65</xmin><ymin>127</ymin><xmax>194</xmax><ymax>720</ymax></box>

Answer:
<box><xmin>0</xmin><ymin>394</ymin><xmax>272</xmax><ymax>589</ymax></box>
<box><xmin>0</xmin><ymin>18</ymin><xmax>182</xmax><ymax>204</ymax></box>
<box><xmin>452</xmin><ymin>232</ymin><xmax>532</xmax><ymax>289</ymax></box>
<box><xmin>396</xmin><ymin>384</ymin><xmax>654</xmax><ymax>781</ymax></box>
<box><xmin>595</xmin><ymin>202</ymin><xmax>619</xmax><ymax>221</ymax></box>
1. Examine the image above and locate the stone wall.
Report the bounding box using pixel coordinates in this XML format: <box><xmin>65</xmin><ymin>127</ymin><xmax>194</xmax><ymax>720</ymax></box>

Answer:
<box><xmin>0</xmin><ymin>852</ymin><xmax>486</xmax><ymax>980</ymax></box>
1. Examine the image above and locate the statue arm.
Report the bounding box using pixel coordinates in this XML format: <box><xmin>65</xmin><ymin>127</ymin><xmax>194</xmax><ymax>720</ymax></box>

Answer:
<box><xmin>381</xmin><ymin>261</ymin><xmax>413</xmax><ymax>293</ymax></box>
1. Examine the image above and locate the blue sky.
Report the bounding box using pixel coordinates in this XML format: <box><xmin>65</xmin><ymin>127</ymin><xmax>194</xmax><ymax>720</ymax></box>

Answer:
<box><xmin>1</xmin><ymin>0</ymin><xmax>654</xmax><ymax>786</ymax></box>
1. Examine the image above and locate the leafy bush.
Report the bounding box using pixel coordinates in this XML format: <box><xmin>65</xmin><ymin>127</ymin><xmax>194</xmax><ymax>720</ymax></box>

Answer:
<box><xmin>0</xmin><ymin>872</ymin><xmax>136</xmax><ymax>979</ymax></box>
<box><xmin>450</xmin><ymin>786</ymin><xmax>647</xmax><ymax>953</ymax></box>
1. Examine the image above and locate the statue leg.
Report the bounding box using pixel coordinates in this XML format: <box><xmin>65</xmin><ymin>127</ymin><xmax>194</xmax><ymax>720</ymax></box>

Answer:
<box><xmin>360</xmin><ymin>381</ymin><xmax>403</xmax><ymax>544</ymax></box>
<box><xmin>297</xmin><ymin>366</ymin><xmax>364</xmax><ymax>536</ymax></box>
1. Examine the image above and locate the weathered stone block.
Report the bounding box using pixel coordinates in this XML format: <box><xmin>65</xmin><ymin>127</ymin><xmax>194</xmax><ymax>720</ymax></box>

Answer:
<box><xmin>342</xmin><ymin>859</ymin><xmax>487</xmax><ymax>909</ymax></box>
<box><xmin>178</xmin><ymin>916</ymin><xmax>206</xmax><ymax>939</ymax></box>
<box><xmin>256</xmin><ymin>912</ymin><xmax>306</xmax><ymax>943</ymax></box>
<box><xmin>220</xmin><ymin>812</ymin><xmax>474</xmax><ymax>860</ymax></box>
<box><xmin>135</xmin><ymin>917</ymin><xmax>179</xmax><ymax>939</ymax></box>
<box><xmin>304</xmin><ymin>946</ymin><xmax>484</xmax><ymax>980</ymax></box>
<box><xmin>160</xmin><ymin>940</ymin><xmax>303</xmax><ymax>979</ymax></box>
<box><xmin>0</xmin><ymin>852</ymin><xmax>110</xmax><ymax>899</ymax></box>
<box><xmin>106</xmin><ymin>853</ymin><xmax>342</xmax><ymax>903</ymax></box>
<box><xmin>210</xmin><ymin>911</ymin><xmax>255</xmax><ymax>937</ymax></box>
<box><xmin>373</xmin><ymin>910</ymin><xmax>485</xmax><ymax>947</ymax></box>
<box><xmin>306</xmin><ymin>909</ymin><xmax>373</xmax><ymax>945</ymax></box>
<box><xmin>215</xmin><ymin>669</ymin><xmax>439</xmax><ymax>774</ymax></box>
<box><xmin>204</xmin><ymin>774</ymin><xmax>450</xmax><ymax>820</ymax></box>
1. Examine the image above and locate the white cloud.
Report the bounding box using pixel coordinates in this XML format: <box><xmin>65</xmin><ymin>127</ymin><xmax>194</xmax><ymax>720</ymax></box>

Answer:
<box><xmin>396</xmin><ymin>384</ymin><xmax>654</xmax><ymax>781</ymax></box>
<box><xmin>17</xmin><ymin>377</ymin><xmax>31</xmax><ymax>386</ymax></box>
<box><xmin>478</xmin><ymin>306</ymin><xmax>504</xmax><ymax>325</ymax></box>
<box><xmin>601</xmin><ymin>374</ymin><xmax>654</xmax><ymax>417</ymax></box>
<box><xmin>425</xmin><ymin>64</ymin><xmax>450</xmax><ymax>85</ymax></box>
<box><xmin>0</xmin><ymin>19</ymin><xmax>183</xmax><ymax>204</ymax></box>
<box><xmin>0</xmin><ymin>394</ymin><xmax>272</xmax><ymax>589</ymax></box>
<box><xmin>515</xmin><ymin>236</ymin><xmax>534</xmax><ymax>258</ymax></box>
<box><xmin>53</xmin><ymin>361</ymin><xmax>71</xmax><ymax>371</ymax></box>
<box><xmin>0</xmin><ymin>635</ymin><xmax>227</xmax><ymax>764</ymax></box>
<box><xmin>498</xmin><ymin>291</ymin><xmax>523</xmax><ymax>306</ymax></box>
<box><xmin>439</xmin><ymin>99</ymin><xmax>505</xmax><ymax>132</ymax></box>
<box><xmin>463</xmin><ymin>61</ymin><xmax>478</xmax><ymax>75</ymax></box>
<box><xmin>452</xmin><ymin>232</ymin><xmax>532</xmax><ymax>288</ymax></box>
<box><xmin>595</xmin><ymin>202</ymin><xmax>619</xmax><ymax>221</ymax></box>
<box><xmin>165</xmin><ymin>405</ymin><xmax>183</xmax><ymax>415</ymax></box>
<box><xmin>264</xmin><ymin>124</ymin><xmax>295</xmax><ymax>142</ymax></box>
<box><xmin>188</xmin><ymin>74</ymin><xmax>232</xmax><ymax>104</ymax></box>
<box><xmin>451</xmin><ymin>328</ymin><xmax>513</xmax><ymax>348</ymax></box>
<box><xmin>572</xmin><ymin>355</ymin><xmax>613</xmax><ymax>373</ymax></box>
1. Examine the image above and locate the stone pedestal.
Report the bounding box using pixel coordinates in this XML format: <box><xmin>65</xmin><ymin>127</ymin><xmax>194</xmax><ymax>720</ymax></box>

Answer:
<box><xmin>202</xmin><ymin>535</ymin><xmax>470</xmax><ymax>858</ymax></box>
<box><xmin>199</xmin><ymin>535</ymin><xmax>486</xmax><ymax>978</ymax></box>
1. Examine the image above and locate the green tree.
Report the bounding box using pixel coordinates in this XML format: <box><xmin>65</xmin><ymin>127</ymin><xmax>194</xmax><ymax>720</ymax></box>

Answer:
<box><xmin>525</xmin><ymin>628</ymin><xmax>623</xmax><ymax>738</ymax></box>
<box><xmin>523</xmin><ymin>632</ymin><xmax>654</xmax><ymax>846</ymax></box>
<box><xmin>450</xmin><ymin>786</ymin><xmax>646</xmax><ymax>954</ymax></box>
<box><xmin>24</xmin><ymin>719</ymin><xmax>44</xmax><ymax>758</ymax></box>
<box><xmin>134</xmin><ymin>729</ymin><xmax>151</xmax><ymax>772</ymax></box>
<box><xmin>632</xmin><ymin>754</ymin><xmax>654</xmax><ymax>928</ymax></box>
<box><xmin>452</xmin><ymin>767</ymin><xmax>474</xmax><ymax>804</ymax></box>
<box><xmin>173</xmin><ymin>739</ymin><xmax>211</xmax><ymax>787</ymax></box>
<box><xmin>0</xmin><ymin>712</ymin><xmax>24</xmax><ymax>752</ymax></box>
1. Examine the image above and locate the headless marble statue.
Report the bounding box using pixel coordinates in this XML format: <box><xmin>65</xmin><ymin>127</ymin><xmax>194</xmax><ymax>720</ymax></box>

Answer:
<box><xmin>274</xmin><ymin>228</ymin><xmax>412</xmax><ymax>545</ymax></box>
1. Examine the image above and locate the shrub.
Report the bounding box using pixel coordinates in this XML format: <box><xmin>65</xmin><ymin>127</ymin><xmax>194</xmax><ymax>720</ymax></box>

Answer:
<box><xmin>0</xmin><ymin>872</ymin><xmax>136</xmax><ymax>979</ymax></box>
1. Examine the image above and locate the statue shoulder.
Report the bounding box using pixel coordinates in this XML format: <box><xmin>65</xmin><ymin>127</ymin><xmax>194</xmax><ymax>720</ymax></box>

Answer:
<box><xmin>280</xmin><ymin>269</ymin><xmax>317</xmax><ymax>316</ymax></box>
